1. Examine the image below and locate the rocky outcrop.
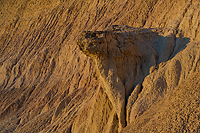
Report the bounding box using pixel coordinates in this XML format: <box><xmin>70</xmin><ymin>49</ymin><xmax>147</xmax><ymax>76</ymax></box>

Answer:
<box><xmin>77</xmin><ymin>25</ymin><xmax>190</xmax><ymax>131</ymax></box>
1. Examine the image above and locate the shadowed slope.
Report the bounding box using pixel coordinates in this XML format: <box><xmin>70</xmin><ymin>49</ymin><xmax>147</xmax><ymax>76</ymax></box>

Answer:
<box><xmin>122</xmin><ymin>41</ymin><xmax>200</xmax><ymax>132</ymax></box>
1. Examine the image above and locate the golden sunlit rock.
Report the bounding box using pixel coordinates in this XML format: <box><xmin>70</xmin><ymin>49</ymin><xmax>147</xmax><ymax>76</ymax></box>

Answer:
<box><xmin>0</xmin><ymin>0</ymin><xmax>199</xmax><ymax>133</ymax></box>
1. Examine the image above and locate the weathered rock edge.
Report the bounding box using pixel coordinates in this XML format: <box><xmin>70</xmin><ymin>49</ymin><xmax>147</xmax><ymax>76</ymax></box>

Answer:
<box><xmin>77</xmin><ymin>25</ymin><xmax>190</xmax><ymax>131</ymax></box>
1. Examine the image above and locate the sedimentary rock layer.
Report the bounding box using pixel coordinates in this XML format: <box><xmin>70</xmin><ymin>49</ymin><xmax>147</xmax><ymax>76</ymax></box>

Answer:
<box><xmin>0</xmin><ymin>0</ymin><xmax>199</xmax><ymax>132</ymax></box>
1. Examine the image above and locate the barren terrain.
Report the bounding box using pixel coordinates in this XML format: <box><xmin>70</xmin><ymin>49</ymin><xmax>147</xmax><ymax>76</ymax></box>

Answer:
<box><xmin>0</xmin><ymin>0</ymin><xmax>199</xmax><ymax>132</ymax></box>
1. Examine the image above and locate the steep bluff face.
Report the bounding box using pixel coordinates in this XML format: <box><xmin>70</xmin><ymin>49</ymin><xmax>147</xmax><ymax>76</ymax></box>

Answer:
<box><xmin>0</xmin><ymin>0</ymin><xmax>199</xmax><ymax>133</ymax></box>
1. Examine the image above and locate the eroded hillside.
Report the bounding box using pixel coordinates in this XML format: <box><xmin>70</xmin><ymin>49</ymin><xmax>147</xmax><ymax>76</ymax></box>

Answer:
<box><xmin>0</xmin><ymin>0</ymin><xmax>199</xmax><ymax>132</ymax></box>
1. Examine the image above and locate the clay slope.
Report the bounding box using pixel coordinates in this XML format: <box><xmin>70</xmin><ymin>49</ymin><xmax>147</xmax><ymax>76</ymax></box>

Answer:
<box><xmin>0</xmin><ymin>0</ymin><xmax>199</xmax><ymax>133</ymax></box>
<box><xmin>122</xmin><ymin>41</ymin><xmax>200</xmax><ymax>132</ymax></box>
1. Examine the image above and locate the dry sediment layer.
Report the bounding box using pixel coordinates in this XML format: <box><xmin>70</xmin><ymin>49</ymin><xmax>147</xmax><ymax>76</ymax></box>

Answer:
<box><xmin>0</xmin><ymin>0</ymin><xmax>199</xmax><ymax>132</ymax></box>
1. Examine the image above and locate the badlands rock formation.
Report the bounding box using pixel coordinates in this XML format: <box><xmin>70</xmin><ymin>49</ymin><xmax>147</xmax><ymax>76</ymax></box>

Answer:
<box><xmin>0</xmin><ymin>0</ymin><xmax>199</xmax><ymax>133</ymax></box>
<box><xmin>77</xmin><ymin>25</ymin><xmax>189</xmax><ymax>131</ymax></box>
